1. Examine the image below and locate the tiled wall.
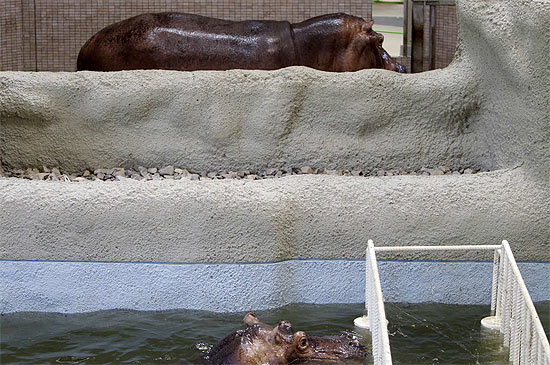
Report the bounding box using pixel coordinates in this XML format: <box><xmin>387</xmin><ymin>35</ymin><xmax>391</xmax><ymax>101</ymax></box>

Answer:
<box><xmin>1</xmin><ymin>0</ymin><xmax>372</xmax><ymax>71</ymax></box>
<box><xmin>421</xmin><ymin>4</ymin><xmax>457</xmax><ymax>71</ymax></box>
<box><xmin>0</xmin><ymin>0</ymin><xmax>36</xmax><ymax>71</ymax></box>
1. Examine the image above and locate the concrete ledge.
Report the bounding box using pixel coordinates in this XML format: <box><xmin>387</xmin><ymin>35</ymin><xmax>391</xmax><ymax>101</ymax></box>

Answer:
<box><xmin>1</xmin><ymin>168</ymin><xmax>548</xmax><ymax>263</ymax></box>
<box><xmin>1</xmin><ymin>259</ymin><xmax>548</xmax><ymax>313</ymax></box>
<box><xmin>0</xmin><ymin>65</ymin><xmax>479</xmax><ymax>174</ymax></box>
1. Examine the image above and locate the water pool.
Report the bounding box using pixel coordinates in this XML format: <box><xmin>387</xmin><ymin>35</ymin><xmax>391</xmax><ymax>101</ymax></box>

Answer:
<box><xmin>1</xmin><ymin>303</ymin><xmax>548</xmax><ymax>364</ymax></box>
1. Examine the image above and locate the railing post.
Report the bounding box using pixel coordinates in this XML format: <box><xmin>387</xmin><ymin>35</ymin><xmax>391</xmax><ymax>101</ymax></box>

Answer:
<box><xmin>354</xmin><ymin>240</ymin><xmax>392</xmax><ymax>364</ymax></box>
<box><xmin>490</xmin><ymin>249</ymin><xmax>500</xmax><ymax>315</ymax></box>
<box><xmin>481</xmin><ymin>246</ymin><xmax>502</xmax><ymax>330</ymax></box>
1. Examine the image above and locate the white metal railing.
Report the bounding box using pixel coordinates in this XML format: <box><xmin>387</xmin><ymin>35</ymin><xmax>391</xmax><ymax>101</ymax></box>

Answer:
<box><xmin>355</xmin><ymin>240</ymin><xmax>550</xmax><ymax>365</ymax></box>
<box><xmin>364</xmin><ymin>239</ymin><xmax>393</xmax><ymax>364</ymax></box>
<box><xmin>491</xmin><ymin>240</ymin><xmax>550</xmax><ymax>365</ymax></box>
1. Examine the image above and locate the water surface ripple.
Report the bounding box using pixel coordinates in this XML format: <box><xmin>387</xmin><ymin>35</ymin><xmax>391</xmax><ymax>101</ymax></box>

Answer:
<box><xmin>1</xmin><ymin>303</ymin><xmax>548</xmax><ymax>364</ymax></box>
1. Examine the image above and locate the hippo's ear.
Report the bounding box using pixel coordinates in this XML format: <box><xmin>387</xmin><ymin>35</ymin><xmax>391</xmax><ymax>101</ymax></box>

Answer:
<box><xmin>243</xmin><ymin>312</ymin><xmax>260</xmax><ymax>326</ymax></box>
<box><xmin>270</xmin><ymin>321</ymin><xmax>294</xmax><ymax>344</ymax></box>
<box><xmin>361</xmin><ymin>20</ymin><xmax>375</xmax><ymax>33</ymax></box>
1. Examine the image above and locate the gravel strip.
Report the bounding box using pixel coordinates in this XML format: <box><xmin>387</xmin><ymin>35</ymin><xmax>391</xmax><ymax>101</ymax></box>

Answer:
<box><xmin>0</xmin><ymin>165</ymin><xmax>485</xmax><ymax>182</ymax></box>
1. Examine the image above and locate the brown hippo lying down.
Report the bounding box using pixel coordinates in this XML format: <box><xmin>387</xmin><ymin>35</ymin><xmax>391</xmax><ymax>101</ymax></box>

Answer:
<box><xmin>206</xmin><ymin>313</ymin><xmax>367</xmax><ymax>364</ymax></box>
<box><xmin>77</xmin><ymin>12</ymin><xmax>406</xmax><ymax>73</ymax></box>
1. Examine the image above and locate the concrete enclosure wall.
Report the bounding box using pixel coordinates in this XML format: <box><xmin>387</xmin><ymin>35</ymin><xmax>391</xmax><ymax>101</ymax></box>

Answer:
<box><xmin>0</xmin><ymin>0</ymin><xmax>549</xmax><ymax>312</ymax></box>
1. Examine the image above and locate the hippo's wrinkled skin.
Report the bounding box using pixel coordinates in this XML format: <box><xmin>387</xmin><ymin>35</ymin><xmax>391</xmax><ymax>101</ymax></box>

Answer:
<box><xmin>206</xmin><ymin>313</ymin><xmax>367</xmax><ymax>364</ymax></box>
<box><xmin>77</xmin><ymin>12</ymin><xmax>406</xmax><ymax>73</ymax></box>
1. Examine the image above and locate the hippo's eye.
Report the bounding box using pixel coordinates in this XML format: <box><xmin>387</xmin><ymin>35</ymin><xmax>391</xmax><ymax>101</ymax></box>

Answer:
<box><xmin>298</xmin><ymin>337</ymin><xmax>308</xmax><ymax>351</ymax></box>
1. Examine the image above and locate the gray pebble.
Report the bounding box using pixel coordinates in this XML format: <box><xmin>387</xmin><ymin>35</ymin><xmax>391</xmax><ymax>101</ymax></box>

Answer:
<box><xmin>189</xmin><ymin>174</ymin><xmax>200</xmax><ymax>180</ymax></box>
<box><xmin>159</xmin><ymin>165</ymin><xmax>174</xmax><ymax>176</ymax></box>
<box><xmin>222</xmin><ymin>172</ymin><xmax>238</xmax><ymax>179</ymax></box>
<box><xmin>113</xmin><ymin>168</ymin><xmax>126</xmax><ymax>177</ymax></box>
<box><xmin>430</xmin><ymin>168</ymin><xmax>444</xmax><ymax>176</ymax></box>
<box><xmin>138</xmin><ymin>166</ymin><xmax>148</xmax><ymax>176</ymax></box>
<box><xmin>175</xmin><ymin>168</ymin><xmax>189</xmax><ymax>176</ymax></box>
<box><xmin>147</xmin><ymin>167</ymin><xmax>157</xmax><ymax>174</ymax></box>
<box><xmin>301</xmin><ymin>166</ymin><xmax>314</xmax><ymax>174</ymax></box>
<box><xmin>27</xmin><ymin>167</ymin><xmax>40</xmax><ymax>175</ymax></box>
<box><xmin>265</xmin><ymin>167</ymin><xmax>278</xmax><ymax>176</ymax></box>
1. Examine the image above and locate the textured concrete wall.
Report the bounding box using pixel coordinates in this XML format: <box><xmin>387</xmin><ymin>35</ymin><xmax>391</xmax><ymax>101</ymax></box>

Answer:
<box><xmin>0</xmin><ymin>0</ymin><xmax>549</xmax><ymax>313</ymax></box>
<box><xmin>1</xmin><ymin>2</ymin><xmax>548</xmax><ymax>175</ymax></box>
<box><xmin>0</xmin><ymin>169</ymin><xmax>548</xmax><ymax>263</ymax></box>
<box><xmin>456</xmin><ymin>0</ymin><xmax>550</xmax><ymax>179</ymax></box>
<box><xmin>0</xmin><ymin>66</ymin><xmax>480</xmax><ymax>173</ymax></box>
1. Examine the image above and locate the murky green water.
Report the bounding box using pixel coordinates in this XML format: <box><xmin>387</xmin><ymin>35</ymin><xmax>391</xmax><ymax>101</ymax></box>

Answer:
<box><xmin>1</xmin><ymin>302</ymin><xmax>549</xmax><ymax>364</ymax></box>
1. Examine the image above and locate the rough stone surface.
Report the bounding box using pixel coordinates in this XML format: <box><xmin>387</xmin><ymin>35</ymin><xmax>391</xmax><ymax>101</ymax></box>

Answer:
<box><xmin>0</xmin><ymin>27</ymin><xmax>478</xmax><ymax>175</ymax></box>
<box><xmin>0</xmin><ymin>170</ymin><xmax>547</xmax><ymax>263</ymax></box>
<box><xmin>0</xmin><ymin>0</ymin><xmax>548</xmax><ymax>269</ymax></box>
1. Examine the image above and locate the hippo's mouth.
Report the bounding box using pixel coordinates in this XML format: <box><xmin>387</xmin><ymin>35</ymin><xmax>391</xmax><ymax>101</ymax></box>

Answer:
<box><xmin>308</xmin><ymin>349</ymin><xmax>365</xmax><ymax>360</ymax></box>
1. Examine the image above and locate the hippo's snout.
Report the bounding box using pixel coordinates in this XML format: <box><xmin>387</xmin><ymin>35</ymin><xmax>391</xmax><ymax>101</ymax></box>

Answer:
<box><xmin>305</xmin><ymin>334</ymin><xmax>368</xmax><ymax>361</ymax></box>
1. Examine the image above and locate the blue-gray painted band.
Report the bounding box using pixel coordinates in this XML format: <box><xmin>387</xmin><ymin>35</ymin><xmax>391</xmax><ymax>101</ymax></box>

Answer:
<box><xmin>1</xmin><ymin>260</ymin><xmax>548</xmax><ymax>313</ymax></box>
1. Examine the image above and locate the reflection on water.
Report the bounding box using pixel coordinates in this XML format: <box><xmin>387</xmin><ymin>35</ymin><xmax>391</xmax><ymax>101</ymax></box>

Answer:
<box><xmin>1</xmin><ymin>302</ymin><xmax>548</xmax><ymax>364</ymax></box>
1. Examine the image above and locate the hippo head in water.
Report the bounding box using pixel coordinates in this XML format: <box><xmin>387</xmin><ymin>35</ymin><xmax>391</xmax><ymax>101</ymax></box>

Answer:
<box><xmin>206</xmin><ymin>313</ymin><xmax>367</xmax><ymax>364</ymax></box>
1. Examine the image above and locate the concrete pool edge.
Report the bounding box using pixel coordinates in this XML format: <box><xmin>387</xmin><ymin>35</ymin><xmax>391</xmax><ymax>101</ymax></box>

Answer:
<box><xmin>1</xmin><ymin>258</ymin><xmax>549</xmax><ymax>314</ymax></box>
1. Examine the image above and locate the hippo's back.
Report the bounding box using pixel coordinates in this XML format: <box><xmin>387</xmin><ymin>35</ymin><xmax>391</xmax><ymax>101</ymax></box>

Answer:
<box><xmin>77</xmin><ymin>12</ymin><xmax>296</xmax><ymax>71</ymax></box>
